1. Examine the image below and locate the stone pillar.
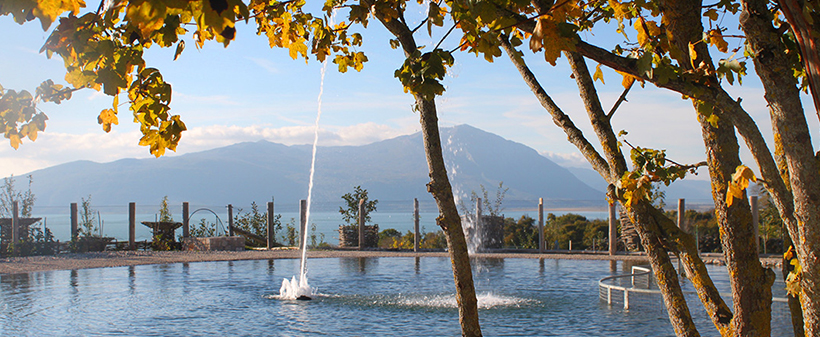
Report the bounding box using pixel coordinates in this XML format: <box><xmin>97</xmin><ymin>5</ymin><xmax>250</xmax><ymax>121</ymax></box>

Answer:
<box><xmin>751</xmin><ymin>195</ymin><xmax>759</xmax><ymax>254</ymax></box>
<box><xmin>267</xmin><ymin>200</ymin><xmax>275</xmax><ymax>249</ymax></box>
<box><xmin>182</xmin><ymin>202</ymin><xmax>189</xmax><ymax>238</ymax></box>
<box><xmin>228</xmin><ymin>204</ymin><xmax>234</xmax><ymax>236</ymax></box>
<box><xmin>538</xmin><ymin>198</ymin><xmax>544</xmax><ymax>253</ymax></box>
<box><xmin>358</xmin><ymin>199</ymin><xmax>365</xmax><ymax>250</ymax></box>
<box><xmin>129</xmin><ymin>202</ymin><xmax>136</xmax><ymax>250</ymax></box>
<box><xmin>70</xmin><ymin>202</ymin><xmax>78</xmax><ymax>241</ymax></box>
<box><xmin>300</xmin><ymin>200</ymin><xmax>307</xmax><ymax>249</ymax></box>
<box><xmin>414</xmin><ymin>198</ymin><xmax>420</xmax><ymax>252</ymax></box>
<box><xmin>11</xmin><ymin>201</ymin><xmax>19</xmax><ymax>244</ymax></box>
<box><xmin>608</xmin><ymin>202</ymin><xmax>617</xmax><ymax>256</ymax></box>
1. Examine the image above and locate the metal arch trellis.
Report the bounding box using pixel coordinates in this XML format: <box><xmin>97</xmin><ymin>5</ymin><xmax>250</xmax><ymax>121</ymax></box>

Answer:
<box><xmin>187</xmin><ymin>208</ymin><xmax>227</xmax><ymax>236</ymax></box>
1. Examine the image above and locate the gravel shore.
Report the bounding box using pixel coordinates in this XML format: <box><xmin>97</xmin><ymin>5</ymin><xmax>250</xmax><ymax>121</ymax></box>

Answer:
<box><xmin>0</xmin><ymin>249</ymin><xmax>781</xmax><ymax>275</ymax></box>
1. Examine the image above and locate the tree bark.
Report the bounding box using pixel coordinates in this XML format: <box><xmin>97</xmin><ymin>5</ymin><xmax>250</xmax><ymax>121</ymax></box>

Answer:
<box><xmin>776</xmin><ymin>0</ymin><xmax>820</xmax><ymax>119</ymax></box>
<box><xmin>362</xmin><ymin>2</ymin><xmax>482</xmax><ymax>336</ymax></box>
<box><xmin>699</xmin><ymin>116</ymin><xmax>775</xmax><ymax>336</ymax></box>
<box><xmin>739</xmin><ymin>0</ymin><xmax>820</xmax><ymax>333</ymax></box>
<box><xmin>657</xmin><ymin>0</ymin><xmax>776</xmax><ymax>334</ymax></box>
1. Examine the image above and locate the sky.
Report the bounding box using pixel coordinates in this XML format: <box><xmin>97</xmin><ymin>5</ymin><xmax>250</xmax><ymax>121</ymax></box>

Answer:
<box><xmin>1</xmin><ymin>3</ymin><xmax>819</xmax><ymax>183</ymax></box>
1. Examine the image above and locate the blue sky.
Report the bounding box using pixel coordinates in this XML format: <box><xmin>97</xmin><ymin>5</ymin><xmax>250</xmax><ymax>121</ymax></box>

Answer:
<box><xmin>1</xmin><ymin>4</ymin><xmax>818</xmax><ymax>183</ymax></box>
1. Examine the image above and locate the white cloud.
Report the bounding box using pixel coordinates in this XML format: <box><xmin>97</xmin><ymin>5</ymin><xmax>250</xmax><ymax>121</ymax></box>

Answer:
<box><xmin>540</xmin><ymin>151</ymin><xmax>591</xmax><ymax>168</ymax></box>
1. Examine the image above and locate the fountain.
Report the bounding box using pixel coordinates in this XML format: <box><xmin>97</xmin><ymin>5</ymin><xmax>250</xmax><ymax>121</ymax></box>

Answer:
<box><xmin>277</xmin><ymin>15</ymin><xmax>334</xmax><ymax>300</ymax></box>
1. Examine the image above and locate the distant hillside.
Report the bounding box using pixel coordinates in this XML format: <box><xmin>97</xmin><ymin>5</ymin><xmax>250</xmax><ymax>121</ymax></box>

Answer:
<box><xmin>24</xmin><ymin>125</ymin><xmax>604</xmax><ymax>211</ymax></box>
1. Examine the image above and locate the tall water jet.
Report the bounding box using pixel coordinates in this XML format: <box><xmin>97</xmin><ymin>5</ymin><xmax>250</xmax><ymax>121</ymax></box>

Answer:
<box><xmin>279</xmin><ymin>14</ymin><xmax>333</xmax><ymax>300</ymax></box>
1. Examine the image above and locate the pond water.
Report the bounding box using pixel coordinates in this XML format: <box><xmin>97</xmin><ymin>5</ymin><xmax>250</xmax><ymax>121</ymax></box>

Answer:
<box><xmin>0</xmin><ymin>258</ymin><xmax>794</xmax><ymax>336</ymax></box>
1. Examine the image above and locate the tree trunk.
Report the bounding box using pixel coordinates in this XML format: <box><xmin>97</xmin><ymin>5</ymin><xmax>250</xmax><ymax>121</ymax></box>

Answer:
<box><xmin>362</xmin><ymin>2</ymin><xmax>482</xmax><ymax>335</ymax></box>
<box><xmin>626</xmin><ymin>201</ymin><xmax>702</xmax><ymax>337</ymax></box>
<box><xmin>739</xmin><ymin>0</ymin><xmax>820</xmax><ymax>333</ymax></box>
<box><xmin>776</xmin><ymin>0</ymin><xmax>820</xmax><ymax>119</ymax></box>
<box><xmin>656</xmin><ymin>0</ymin><xmax>776</xmax><ymax>334</ymax></box>
<box><xmin>699</xmin><ymin>116</ymin><xmax>775</xmax><ymax>336</ymax></box>
<box><xmin>416</xmin><ymin>98</ymin><xmax>482</xmax><ymax>337</ymax></box>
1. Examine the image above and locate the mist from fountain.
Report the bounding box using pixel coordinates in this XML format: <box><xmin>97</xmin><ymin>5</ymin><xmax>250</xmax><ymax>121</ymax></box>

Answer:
<box><xmin>444</xmin><ymin>132</ymin><xmax>482</xmax><ymax>254</ymax></box>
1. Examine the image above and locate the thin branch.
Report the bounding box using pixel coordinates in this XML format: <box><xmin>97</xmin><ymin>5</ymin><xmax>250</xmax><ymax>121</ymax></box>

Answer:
<box><xmin>607</xmin><ymin>80</ymin><xmax>633</xmax><ymax>119</ymax></box>
<box><xmin>499</xmin><ymin>35</ymin><xmax>611</xmax><ymax>179</ymax></box>
<box><xmin>411</xmin><ymin>18</ymin><xmax>429</xmax><ymax>34</ymax></box>
<box><xmin>435</xmin><ymin>20</ymin><xmax>460</xmax><ymax>51</ymax></box>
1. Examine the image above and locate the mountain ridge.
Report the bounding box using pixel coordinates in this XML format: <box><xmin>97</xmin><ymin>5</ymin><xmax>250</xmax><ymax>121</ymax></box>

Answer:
<box><xmin>23</xmin><ymin>125</ymin><xmax>608</xmax><ymax>210</ymax></box>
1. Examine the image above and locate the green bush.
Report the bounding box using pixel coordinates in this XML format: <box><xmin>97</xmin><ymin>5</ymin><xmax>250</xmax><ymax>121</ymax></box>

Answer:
<box><xmin>503</xmin><ymin>215</ymin><xmax>538</xmax><ymax>249</ymax></box>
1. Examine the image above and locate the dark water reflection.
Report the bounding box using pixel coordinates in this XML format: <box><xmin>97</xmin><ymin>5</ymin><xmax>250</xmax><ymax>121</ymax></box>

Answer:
<box><xmin>0</xmin><ymin>257</ymin><xmax>794</xmax><ymax>336</ymax></box>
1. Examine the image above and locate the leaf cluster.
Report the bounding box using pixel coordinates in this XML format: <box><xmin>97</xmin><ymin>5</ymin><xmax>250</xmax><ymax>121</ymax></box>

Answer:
<box><xmin>725</xmin><ymin>164</ymin><xmax>756</xmax><ymax>207</ymax></box>
<box><xmin>616</xmin><ymin>134</ymin><xmax>704</xmax><ymax>207</ymax></box>
<box><xmin>394</xmin><ymin>49</ymin><xmax>454</xmax><ymax>101</ymax></box>
<box><xmin>2</xmin><ymin>0</ymin><xmax>375</xmax><ymax>155</ymax></box>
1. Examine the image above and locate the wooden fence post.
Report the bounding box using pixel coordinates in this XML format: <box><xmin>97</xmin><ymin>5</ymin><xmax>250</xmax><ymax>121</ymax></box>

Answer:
<box><xmin>182</xmin><ymin>202</ymin><xmax>189</xmax><ymax>238</ymax></box>
<box><xmin>267</xmin><ymin>200</ymin><xmax>275</xmax><ymax>249</ymax></box>
<box><xmin>227</xmin><ymin>204</ymin><xmax>234</xmax><ymax>236</ymax></box>
<box><xmin>538</xmin><ymin>198</ymin><xmax>544</xmax><ymax>253</ymax></box>
<box><xmin>11</xmin><ymin>201</ymin><xmax>19</xmax><ymax>244</ymax></box>
<box><xmin>70</xmin><ymin>202</ymin><xmax>78</xmax><ymax>242</ymax></box>
<box><xmin>609</xmin><ymin>203</ymin><xmax>617</xmax><ymax>256</ymax></box>
<box><xmin>414</xmin><ymin>198</ymin><xmax>419</xmax><ymax>252</ymax></box>
<box><xmin>358</xmin><ymin>199</ymin><xmax>365</xmax><ymax>250</ymax></box>
<box><xmin>129</xmin><ymin>202</ymin><xmax>136</xmax><ymax>250</ymax></box>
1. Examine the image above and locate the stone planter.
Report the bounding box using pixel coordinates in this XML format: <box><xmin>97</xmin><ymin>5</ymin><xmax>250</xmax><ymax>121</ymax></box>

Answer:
<box><xmin>338</xmin><ymin>224</ymin><xmax>379</xmax><ymax>248</ymax></box>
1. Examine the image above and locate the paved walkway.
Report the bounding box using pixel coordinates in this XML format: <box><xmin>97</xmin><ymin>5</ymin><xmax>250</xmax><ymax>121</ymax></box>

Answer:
<box><xmin>0</xmin><ymin>249</ymin><xmax>781</xmax><ymax>275</ymax></box>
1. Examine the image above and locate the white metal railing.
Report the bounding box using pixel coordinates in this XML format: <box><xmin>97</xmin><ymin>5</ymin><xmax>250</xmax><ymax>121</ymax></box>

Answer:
<box><xmin>598</xmin><ymin>265</ymin><xmax>788</xmax><ymax>310</ymax></box>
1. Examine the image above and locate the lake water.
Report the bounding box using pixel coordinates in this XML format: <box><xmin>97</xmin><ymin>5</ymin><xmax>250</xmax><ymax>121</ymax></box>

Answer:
<box><xmin>29</xmin><ymin>204</ymin><xmax>609</xmax><ymax>245</ymax></box>
<box><xmin>0</xmin><ymin>258</ymin><xmax>794</xmax><ymax>336</ymax></box>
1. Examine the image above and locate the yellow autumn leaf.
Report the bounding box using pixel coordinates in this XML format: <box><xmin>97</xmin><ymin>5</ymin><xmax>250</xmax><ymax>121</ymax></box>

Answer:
<box><xmin>634</xmin><ymin>20</ymin><xmax>660</xmax><ymax>48</ymax></box>
<box><xmin>707</xmin><ymin>29</ymin><xmax>729</xmax><ymax>53</ymax></box>
<box><xmin>125</xmin><ymin>0</ymin><xmax>167</xmax><ymax>39</ymax></box>
<box><xmin>32</xmin><ymin>0</ymin><xmax>86</xmax><ymax>30</ymax></box>
<box><xmin>731</xmin><ymin>165</ymin><xmax>757</xmax><ymax>189</ymax></box>
<box><xmin>725</xmin><ymin>182</ymin><xmax>742</xmax><ymax>207</ymax></box>
<box><xmin>616</xmin><ymin>70</ymin><xmax>639</xmax><ymax>88</ymax></box>
<box><xmin>97</xmin><ymin>108</ymin><xmax>119</xmax><ymax>132</ymax></box>
<box><xmin>8</xmin><ymin>133</ymin><xmax>22</xmax><ymax>150</ymax></box>
<box><xmin>688</xmin><ymin>42</ymin><xmax>698</xmax><ymax>68</ymax></box>
<box><xmin>608</xmin><ymin>0</ymin><xmax>628</xmax><ymax>20</ymax></box>
<box><xmin>593</xmin><ymin>64</ymin><xmax>605</xmax><ymax>84</ymax></box>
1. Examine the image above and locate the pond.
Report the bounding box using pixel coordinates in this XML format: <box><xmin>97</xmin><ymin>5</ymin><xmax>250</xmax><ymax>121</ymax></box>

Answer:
<box><xmin>0</xmin><ymin>257</ymin><xmax>795</xmax><ymax>336</ymax></box>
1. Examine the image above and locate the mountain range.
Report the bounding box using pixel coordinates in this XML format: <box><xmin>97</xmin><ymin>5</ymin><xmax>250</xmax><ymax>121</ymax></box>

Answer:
<box><xmin>21</xmin><ymin>124</ymin><xmax>712</xmax><ymax>211</ymax></box>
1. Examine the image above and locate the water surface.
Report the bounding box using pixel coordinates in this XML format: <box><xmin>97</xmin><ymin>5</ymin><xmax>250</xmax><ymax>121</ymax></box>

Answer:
<box><xmin>0</xmin><ymin>258</ymin><xmax>794</xmax><ymax>336</ymax></box>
